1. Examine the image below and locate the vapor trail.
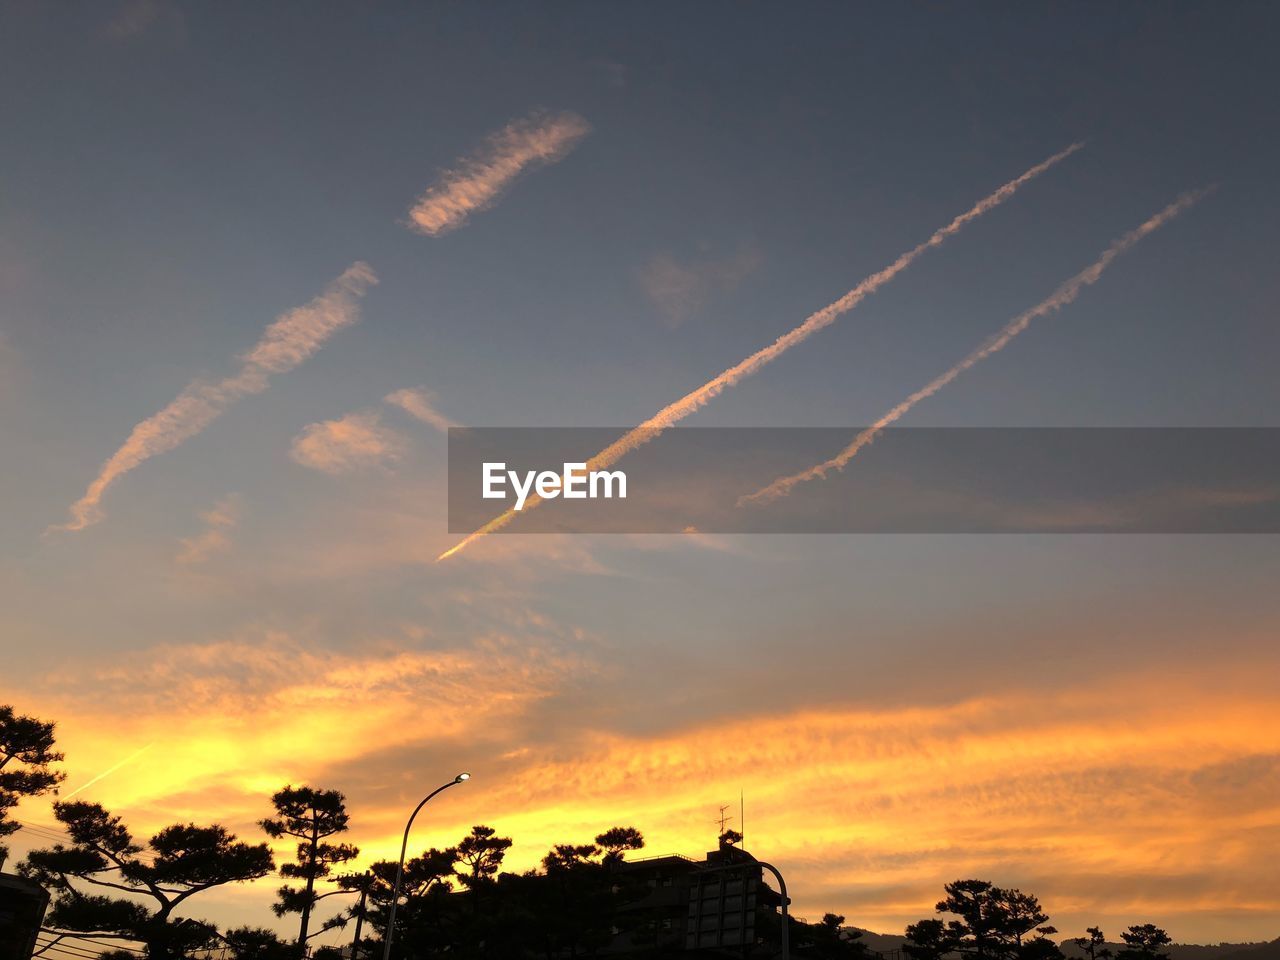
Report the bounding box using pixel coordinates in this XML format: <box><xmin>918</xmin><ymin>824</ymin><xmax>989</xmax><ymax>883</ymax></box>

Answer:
<box><xmin>63</xmin><ymin>743</ymin><xmax>155</xmax><ymax>800</ymax></box>
<box><xmin>438</xmin><ymin>144</ymin><xmax>1084</xmax><ymax>560</ymax></box>
<box><xmin>738</xmin><ymin>188</ymin><xmax>1212</xmax><ymax>508</ymax></box>
<box><xmin>407</xmin><ymin>110</ymin><xmax>591</xmax><ymax>236</ymax></box>
<box><xmin>53</xmin><ymin>263</ymin><xmax>377</xmax><ymax>532</ymax></box>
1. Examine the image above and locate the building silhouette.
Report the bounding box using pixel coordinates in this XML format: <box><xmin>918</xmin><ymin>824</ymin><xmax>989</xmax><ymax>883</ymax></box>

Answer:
<box><xmin>0</xmin><ymin>872</ymin><xmax>49</xmax><ymax>960</ymax></box>
<box><xmin>609</xmin><ymin>839</ymin><xmax>788</xmax><ymax>956</ymax></box>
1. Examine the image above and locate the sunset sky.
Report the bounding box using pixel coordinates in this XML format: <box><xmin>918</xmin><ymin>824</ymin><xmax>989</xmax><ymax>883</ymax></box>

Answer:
<box><xmin>3</xmin><ymin>1</ymin><xmax>1280</xmax><ymax>951</ymax></box>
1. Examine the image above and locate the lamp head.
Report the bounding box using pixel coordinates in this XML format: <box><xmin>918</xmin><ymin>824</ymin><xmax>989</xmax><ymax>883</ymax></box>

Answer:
<box><xmin>456</xmin><ymin>772</ymin><xmax>471</xmax><ymax>782</ymax></box>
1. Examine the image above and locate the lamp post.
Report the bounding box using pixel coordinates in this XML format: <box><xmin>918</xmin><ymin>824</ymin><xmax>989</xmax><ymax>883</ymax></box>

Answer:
<box><xmin>380</xmin><ymin>772</ymin><xmax>470</xmax><ymax>960</ymax></box>
<box><xmin>756</xmin><ymin>860</ymin><xmax>790</xmax><ymax>960</ymax></box>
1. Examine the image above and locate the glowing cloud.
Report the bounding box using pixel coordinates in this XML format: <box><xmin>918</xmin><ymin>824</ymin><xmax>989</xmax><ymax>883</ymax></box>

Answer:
<box><xmin>290</xmin><ymin>411</ymin><xmax>406</xmax><ymax>475</ymax></box>
<box><xmin>385</xmin><ymin>387</ymin><xmax>458</xmax><ymax>433</ymax></box>
<box><xmin>640</xmin><ymin>246</ymin><xmax>762</xmax><ymax>327</ymax></box>
<box><xmin>13</xmin><ymin>633</ymin><xmax>1280</xmax><ymax>939</ymax></box>
<box><xmin>54</xmin><ymin>263</ymin><xmax>377</xmax><ymax>532</ymax></box>
<box><xmin>22</xmin><ymin>629</ymin><xmax>594</xmax><ymax>828</ymax></box>
<box><xmin>739</xmin><ymin>188</ymin><xmax>1211</xmax><ymax>507</ymax></box>
<box><xmin>406</xmin><ymin>111</ymin><xmax>591</xmax><ymax>236</ymax></box>
<box><xmin>176</xmin><ymin>494</ymin><xmax>242</xmax><ymax>565</ymax></box>
<box><xmin>439</xmin><ymin>144</ymin><xmax>1083</xmax><ymax>559</ymax></box>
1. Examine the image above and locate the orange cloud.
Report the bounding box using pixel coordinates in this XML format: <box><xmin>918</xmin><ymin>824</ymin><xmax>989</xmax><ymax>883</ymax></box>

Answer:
<box><xmin>11</xmin><ymin>649</ymin><xmax>1280</xmax><ymax>942</ymax></box>
<box><xmin>176</xmin><ymin>494</ymin><xmax>242</xmax><ymax>564</ymax></box>
<box><xmin>406</xmin><ymin>111</ymin><xmax>590</xmax><ymax>236</ymax></box>
<box><xmin>384</xmin><ymin>387</ymin><xmax>457</xmax><ymax>433</ymax></box>
<box><xmin>290</xmin><ymin>411</ymin><xmax>407</xmax><ymax>474</ymax></box>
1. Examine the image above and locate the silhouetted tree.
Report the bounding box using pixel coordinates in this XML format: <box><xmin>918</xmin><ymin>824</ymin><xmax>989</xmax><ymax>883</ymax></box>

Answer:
<box><xmin>20</xmin><ymin>800</ymin><xmax>273</xmax><ymax>960</ymax></box>
<box><xmin>222</xmin><ymin>926</ymin><xmax>297</xmax><ymax>960</ymax></box>
<box><xmin>905</xmin><ymin>919</ymin><xmax>952</xmax><ymax>960</ymax></box>
<box><xmin>595</xmin><ymin>825</ymin><xmax>645</xmax><ymax>865</ymax></box>
<box><xmin>334</xmin><ymin>870</ymin><xmax>378</xmax><ymax>960</ymax></box>
<box><xmin>801</xmin><ymin>913</ymin><xmax>870</xmax><ymax>958</ymax></box>
<box><xmin>542</xmin><ymin>842</ymin><xmax>600</xmax><ymax>870</ymax></box>
<box><xmin>520</xmin><ymin>828</ymin><xmax>648</xmax><ymax>959</ymax></box>
<box><xmin>455</xmin><ymin>824</ymin><xmax>513</xmax><ymax>889</ymax></box>
<box><xmin>1116</xmin><ymin>925</ymin><xmax>1173</xmax><ymax>960</ymax></box>
<box><xmin>342</xmin><ymin>847</ymin><xmax>459</xmax><ymax>958</ymax></box>
<box><xmin>906</xmin><ymin>880</ymin><xmax>1063</xmax><ymax>960</ymax></box>
<box><xmin>0</xmin><ymin>704</ymin><xmax>65</xmax><ymax>867</ymax></box>
<box><xmin>1072</xmin><ymin>927</ymin><xmax>1113</xmax><ymax>960</ymax></box>
<box><xmin>533</xmin><ymin>846</ymin><xmax>614</xmax><ymax>958</ymax></box>
<box><xmin>260</xmin><ymin>785</ymin><xmax>359</xmax><ymax>954</ymax></box>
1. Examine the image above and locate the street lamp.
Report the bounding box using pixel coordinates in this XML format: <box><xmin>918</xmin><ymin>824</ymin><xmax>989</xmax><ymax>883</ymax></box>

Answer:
<box><xmin>380</xmin><ymin>773</ymin><xmax>470</xmax><ymax>960</ymax></box>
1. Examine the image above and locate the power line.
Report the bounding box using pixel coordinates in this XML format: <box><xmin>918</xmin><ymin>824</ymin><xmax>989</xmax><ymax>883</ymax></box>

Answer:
<box><xmin>36</xmin><ymin>934</ymin><xmax>146</xmax><ymax>958</ymax></box>
<box><xmin>60</xmin><ymin>935</ymin><xmax>145</xmax><ymax>955</ymax></box>
<box><xmin>35</xmin><ymin>941</ymin><xmax>109</xmax><ymax>960</ymax></box>
<box><xmin>16</xmin><ymin>818</ymin><xmax>158</xmax><ymax>865</ymax></box>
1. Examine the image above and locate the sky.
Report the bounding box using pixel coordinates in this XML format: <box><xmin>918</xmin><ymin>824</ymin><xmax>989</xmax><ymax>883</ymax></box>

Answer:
<box><xmin>2</xmin><ymin>0</ymin><xmax>1280</xmax><ymax>950</ymax></box>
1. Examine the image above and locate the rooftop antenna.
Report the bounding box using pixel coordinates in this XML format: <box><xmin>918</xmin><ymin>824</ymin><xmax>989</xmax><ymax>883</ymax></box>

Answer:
<box><xmin>715</xmin><ymin>804</ymin><xmax>734</xmax><ymax>838</ymax></box>
<box><xmin>740</xmin><ymin>789</ymin><xmax>745</xmax><ymax>850</ymax></box>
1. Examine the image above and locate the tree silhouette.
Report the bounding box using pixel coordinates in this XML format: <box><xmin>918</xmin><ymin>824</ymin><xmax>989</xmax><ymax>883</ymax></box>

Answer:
<box><xmin>339</xmin><ymin>847</ymin><xmax>460</xmax><ymax>958</ymax></box>
<box><xmin>20</xmin><ymin>800</ymin><xmax>273</xmax><ymax>960</ymax></box>
<box><xmin>260</xmin><ymin>785</ymin><xmax>359</xmax><ymax>954</ymax></box>
<box><xmin>221</xmin><ymin>925</ymin><xmax>298</xmax><ymax>960</ymax></box>
<box><xmin>1072</xmin><ymin>926</ymin><xmax>1114</xmax><ymax>960</ymax></box>
<box><xmin>541</xmin><ymin>842</ymin><xmax>600</xmax><ymax>870</ymax></box>
<box><xmin>533</xmin><ymin>841</ymin><xmax>614</xmax><ymax>958</ymax></box>
<box><xmin>802</xmin><ymin>913</ymin><xmax>870</xmax><ymax>958</ymax></box>
<box><xmin>0</xmin><ymin>704</ymin><xmax>65</xmax><ymax>867</ymax></box>
<box><xmin>455</xmin><ymin>824</ymin><xmax>512</xmax><ymax>889</ymax></box>
<box><xmin>906</xmin><ymin>880</ymin><xmax>1063</xmax><ymax>960</ymax></box>
<box><xmin>595</xmin><ymin>825</ymin><xmax>645</xmax><ymax>865</ymax></box>
<box><xmin>1116</xmin><ymin>924</ymin><xmax>1173</xmax><ymax>960</ymax></box>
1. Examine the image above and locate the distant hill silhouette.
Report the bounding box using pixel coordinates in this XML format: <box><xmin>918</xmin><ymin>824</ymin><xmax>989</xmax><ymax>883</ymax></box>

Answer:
<box><xmin>847</xmin><ymin>928</ymin><xmax>908</xmax><ymax>953</ymax></box>
<box><xmin>846</xmin><ymin>930</ymin><xmax>1280</xmax><ymax>960</ymax></box>
<box><xmin>1211</xmin><ymin>939</ymin><xmax>1280</xmax><ymax>960</ymax></box>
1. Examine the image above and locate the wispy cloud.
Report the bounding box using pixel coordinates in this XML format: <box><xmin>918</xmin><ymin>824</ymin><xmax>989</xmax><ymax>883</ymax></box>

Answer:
<box><xmin>22</xmin><ymin>627</ymin><xmax>595</xmax><ymax>830</ymax></box>
<box><xmin>385</xmin><ymin>387</ymin><xmax>458</xmax><ymax>433</ymax></box>
<box><xmin>39</xmin><ymin>653</ymin><xmax>1277</xmax><ymax>932</ymax></box>
<box><xmin>639</xmin><ymin>246</ymin><xmax>762</xmax><ymax>327</ymax></box>
<box><xmin>54</xmin><ymin>263</ymin><xmax>377</xmax><ymax>532</ymax></box>
<box><xmin>740</xmin><ymin>188</ymin><xmax>1211</xmax><ymax>507</ymax></box>
<box><xmin>439</xmin><ymin>144</ymin><xmax>1083</xmax><ymax>559</ymax></box>
<box><xmin>176</xmin><ymin>494</ymin><xmax>242</xmax><ymax>565</ymax></box>
<box><xmin>289</xmin><ymin>411</ymin><xmax>406</xmax><ymax>475</ymax></box>
<box><xmin>406</xmin><ymin>111</ymin><xmax>591</xmax><ymax>236</ymax></box>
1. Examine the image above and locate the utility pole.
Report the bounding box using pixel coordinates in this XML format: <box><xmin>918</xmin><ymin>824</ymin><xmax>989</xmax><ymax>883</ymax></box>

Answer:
<box><xmin>348</xmin><ymin>876</ymin><xmax>370</xmax><ymax>960</ymax></box>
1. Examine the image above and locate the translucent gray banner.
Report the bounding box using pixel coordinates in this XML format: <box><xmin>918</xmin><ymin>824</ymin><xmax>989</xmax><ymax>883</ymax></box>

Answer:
<box><xmin>447</xmin><ymin>428</ymin><xmax>1280</xmax><ymax>534</ymax></box>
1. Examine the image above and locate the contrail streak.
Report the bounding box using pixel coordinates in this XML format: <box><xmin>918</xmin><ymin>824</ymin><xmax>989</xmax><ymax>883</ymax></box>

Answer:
<box><xmin>54</xmin><ymin>263</ymin><xmax>377</xmax><ymax>532</ymax></box>
<box><xmin>438</xmin><ymin>144</ymin><xmax>1084</xmax><ymax>560</ymax></box>
<box><xmin>738</xmin><ymin>187</ymin><xmax>1212</xmax><ymax>508</ymax></box>
<box><xmin>407</xmin><ymin>111</ymin><xmax>590</xmax><ymax>236</ymax></box>
<box><xmin>63</xmin><ymin>742</ymin><xmax>155</xmax><ymax>799</ymax></box>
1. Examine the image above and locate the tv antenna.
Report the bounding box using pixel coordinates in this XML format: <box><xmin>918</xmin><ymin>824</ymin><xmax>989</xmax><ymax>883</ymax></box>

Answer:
<box><xmin>714</xmin><ymin>804</ymin><xmax>734</xmax><ymax>836</ymax></box>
